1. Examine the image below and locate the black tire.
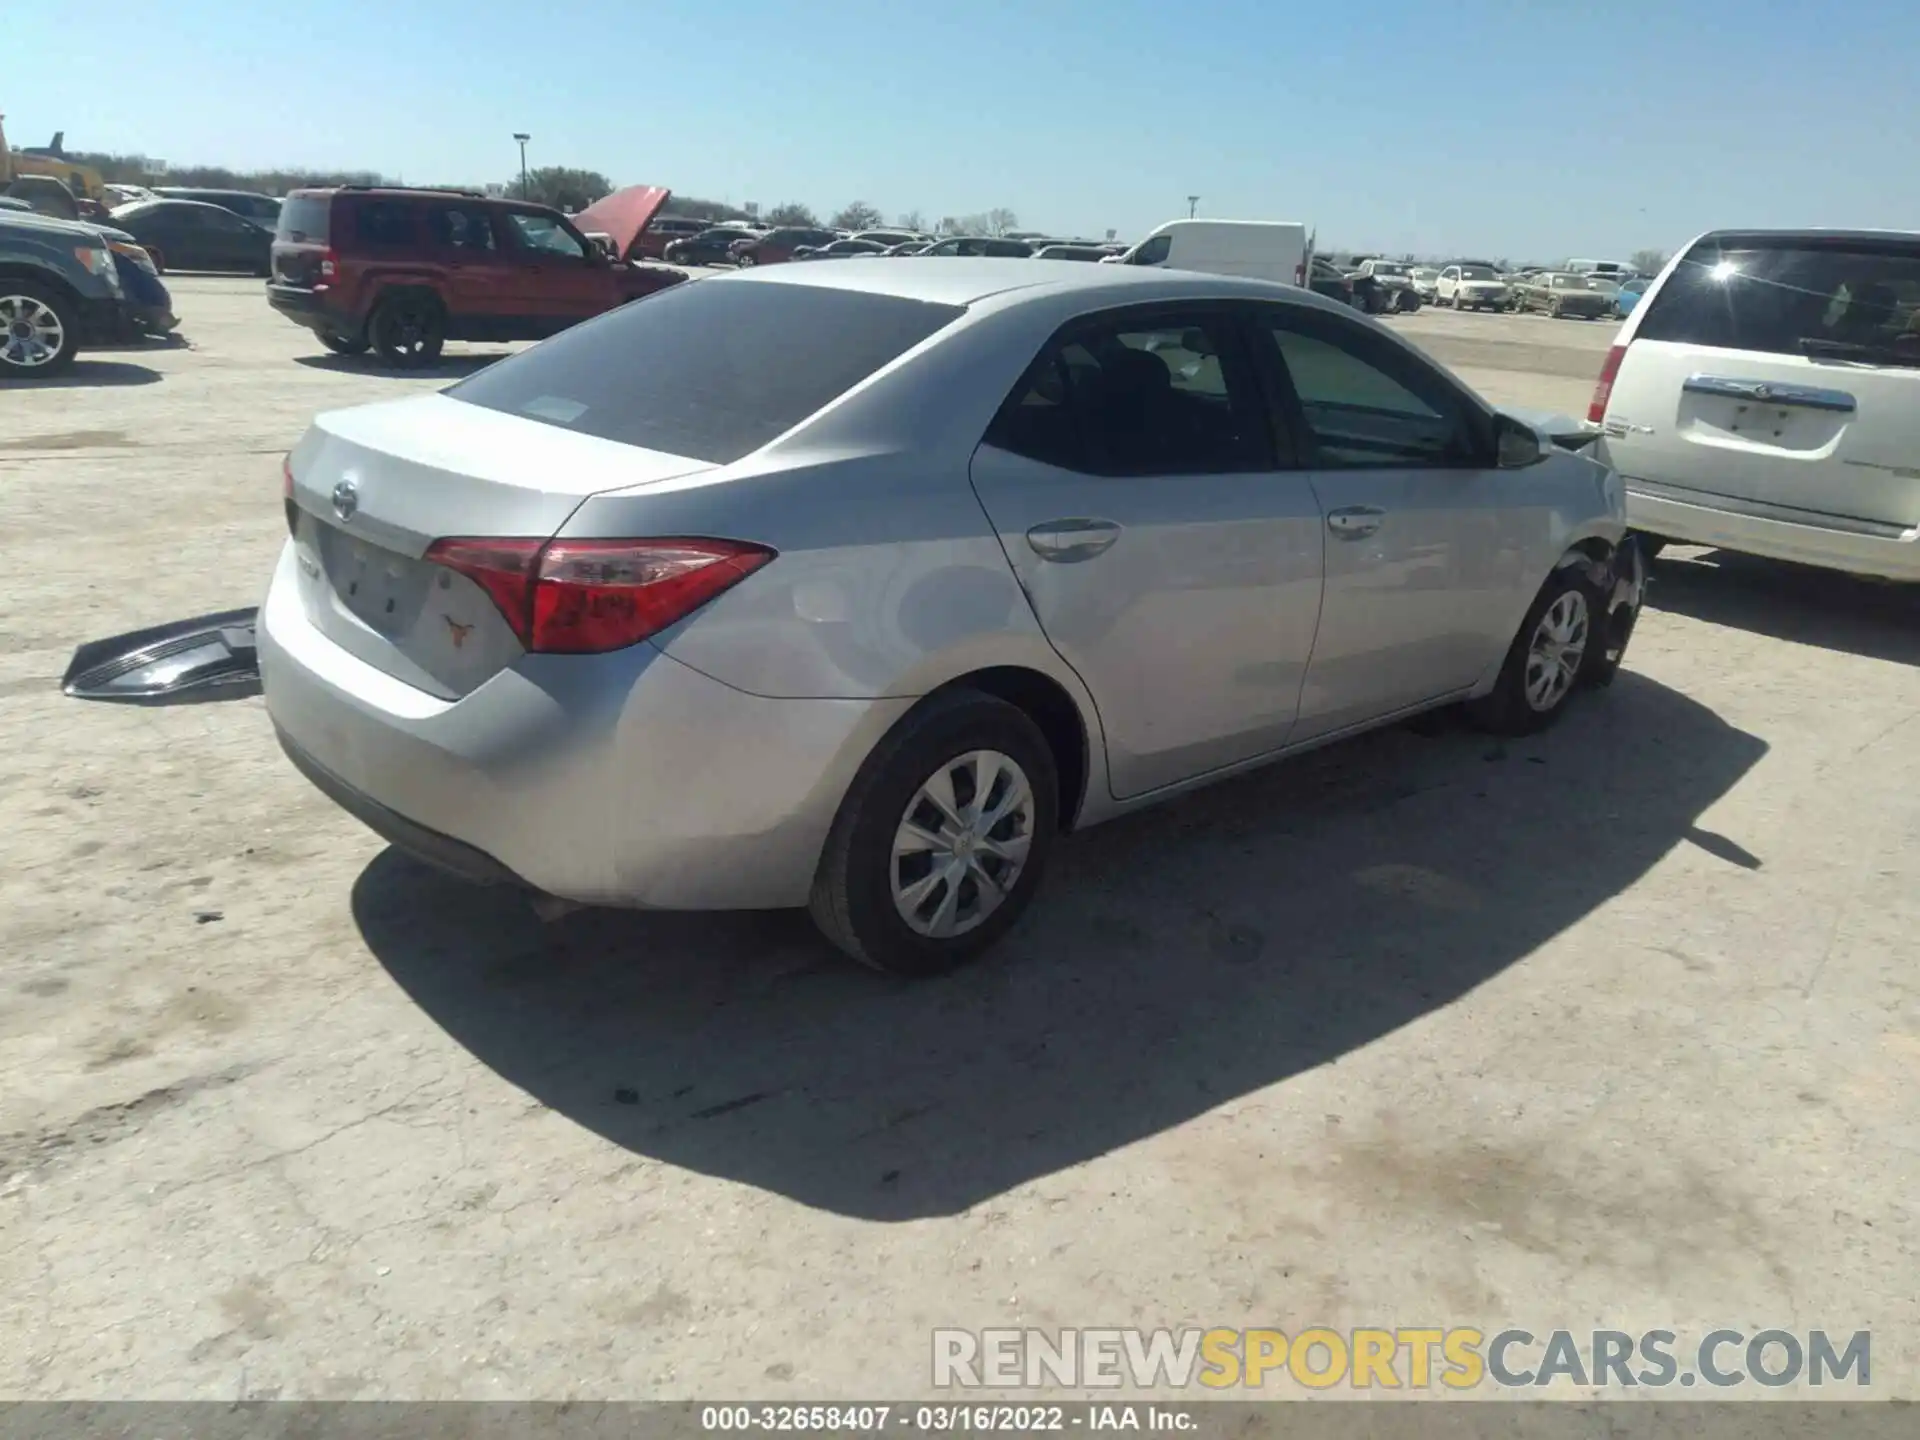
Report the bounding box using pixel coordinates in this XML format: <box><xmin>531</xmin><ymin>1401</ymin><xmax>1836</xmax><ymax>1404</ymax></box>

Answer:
<box><xmin>736</xmin><ymin>251</ymin><xmax>757</xmax><ymax>267</ymax></box>
<box><xmin>809</xmin><ymin>689</ymin><xmax>1060</xmax><ymax>977</ymax></box>
<box><xmin>146</xmin><ymin>247</ymin><xmax>166</xmax><ymax>275</ymax></box>
<box><xmin>319</xmin><ymin>330</ymin><xmax>369</xmax><ymax>356</ymax></box>
<box><xmin>0</xmin><ymin>280</ymin><xmax>80</xmax><ymax>379</ymax></box>
<box><xmin>1465</xmin><ymin>566</ymin><xmax>1603</xmax><ymax>736</ymax></box>
<box><xmin>369</xmin><ymin>292</ymin><xmax>446</xmax><ymax>368</ymax></box>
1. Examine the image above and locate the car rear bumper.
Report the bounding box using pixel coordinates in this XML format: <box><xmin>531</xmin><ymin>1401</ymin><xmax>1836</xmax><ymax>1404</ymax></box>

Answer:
<box><xmin>1625</xmin><ymin>484</ymin><xmax>1920</xmax><ymax>581</ymax></box>
<box><xmin>258</xmin><ymin>541</ymin><xmax>910</xmax><ymax>908</ymax></box>
<box><xmin>267</xmin><ymin>283</ymin><xmax>351</xmax><ymax>333</ymax></box>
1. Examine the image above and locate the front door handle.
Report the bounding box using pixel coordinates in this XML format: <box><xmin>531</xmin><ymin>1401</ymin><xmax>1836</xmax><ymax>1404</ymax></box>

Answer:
<box><xmin>1326</xmin><ymin>505</ymin><xmax>1386</xmax><ymax>539</ymax></box>
<box><xmin>1026</xmin><ymin>518</ymin><xmax>1121</xmax><ymax>562</ymax></box>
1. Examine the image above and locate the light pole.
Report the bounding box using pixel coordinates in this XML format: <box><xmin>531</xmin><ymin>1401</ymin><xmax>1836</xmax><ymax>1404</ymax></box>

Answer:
<box><xmin>513</xmin><ymin>133</ymin><xmax>531</xmax><ymax>199</ymax></box>
<box><xmin>1187</xmin><ymin>194</ymin><xmax>1200</xmax><ymax>218</ymax></box>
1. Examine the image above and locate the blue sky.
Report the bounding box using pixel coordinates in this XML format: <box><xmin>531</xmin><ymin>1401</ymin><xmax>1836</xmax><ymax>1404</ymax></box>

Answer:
<box><xmin>10</xmin><ymin>0</ymin><xmax>1916</xmax><ymax>259</ymax></box>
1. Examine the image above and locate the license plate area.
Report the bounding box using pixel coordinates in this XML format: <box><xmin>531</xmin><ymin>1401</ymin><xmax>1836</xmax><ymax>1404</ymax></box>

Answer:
<box><xmin>317</xmin><ymin>523</ymin><xmax>436</xmax><ymax>637</ymax></box>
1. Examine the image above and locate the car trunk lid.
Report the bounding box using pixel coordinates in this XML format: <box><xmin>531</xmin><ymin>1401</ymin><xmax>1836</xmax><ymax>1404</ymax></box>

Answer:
<box><xmin>1602</xmin><ymin>233</ymin><xmax>1920</xmax><ymax>529</ymax></box>
<box><xmin>272</xmin><ymin>192</ymin><xmax>332</xmax><ymax>286</ymax></box>
<box><xmin>286</xmin><ymin>393</ymin><xmax>715</xmax><ymax>697</ymax></box>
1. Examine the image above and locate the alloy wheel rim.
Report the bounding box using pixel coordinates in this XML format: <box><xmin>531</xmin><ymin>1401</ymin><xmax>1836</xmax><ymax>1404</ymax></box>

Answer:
<box><xmin>0</xmin><ymin>295</ymin><xmax>65</xmax><ymax>368</ymax></box>
<box><xmin>1525</xmin><ymin>590</ymin><xmax>1590</xmax><ymax>712</ymax></box>
<box><xmin>892</xmin><ymin>749</ymin><xmax>1035</xmax><ymax>939</ymax></box>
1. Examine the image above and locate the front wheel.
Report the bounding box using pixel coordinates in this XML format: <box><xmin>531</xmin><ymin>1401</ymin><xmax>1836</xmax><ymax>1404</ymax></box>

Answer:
<box><xmin>319</xmin><ymin>330</ymin><xmax>370</xmax><ymax>355</ymax></box>
<box><xmin>1466</xmin><ymin>569</ymin><xmax>1601</xmax><ymax>735</ymax></box>
<box><xmin>0</xmin><ymin>283</ymin><xmax>80</xmax><ymax>378</ymax></box>
<box><xmin>810</xmin><ymin>690</ymin><xmax>1059</xmax><ymax>976</ymax></box>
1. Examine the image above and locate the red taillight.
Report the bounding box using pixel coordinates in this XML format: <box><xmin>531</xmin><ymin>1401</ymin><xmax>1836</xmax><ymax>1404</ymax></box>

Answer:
<box><xmin>1294</xmin><ymin>262</ymin><xmax>1305</xmax><ymax>286</ymax></box>
<box><xmin>282</xmin><ymin>455</ymin><xmax>297</xmax><ymax>533</ymax></box>
<box><xmin>317</xmin><ymin>249</ymin><xmax>338</xmax><ymax>284</ymax></box>
<box><xmin>1588</xmin><ymin>343</ymin><xmax>1627</xmax><ymax>424</ymax></box>
<box><xmin>423</xmin><ymin>537</ymin><xmax>775</xmax><ymax>654</ymax></box>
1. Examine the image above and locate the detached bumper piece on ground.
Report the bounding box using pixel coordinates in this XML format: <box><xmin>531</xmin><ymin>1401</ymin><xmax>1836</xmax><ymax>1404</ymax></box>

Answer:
<box><xmin>62</xmin><ymin>608</ymin><xmax>260</xmax><ymax>704</ymax></box>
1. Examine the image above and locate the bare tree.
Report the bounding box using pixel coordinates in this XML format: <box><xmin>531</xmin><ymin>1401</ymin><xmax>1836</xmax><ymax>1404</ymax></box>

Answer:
<box><xmin>830</xmin><ymin>200</ymin><xmax>885</xmax><ymax>231</ymax></box>
<box><xmin>936</xmin><ymin>216</ymin><xmax>962</xmax><ymax>235</ymax></box>
<box><xmin>1630</xmin><ymin>249</ymin><xmax>1668</xmax><ymax>275</ymax></box>
<box><xmin>765</xmin><ymin>201</ymin><xmax>819</xmax><ymax>227</ymax></box>
<box><xmin>956</xmin><ymin>212</ymin><xmax>990</xmax><ymax>235</ymax></box>
<box><xmin>985</xmin><ymin>207</ymin><xmax>1019</xmax><ymax>236</ymax></box>
<box><xmin>896</xmin><ymin>209</ymin><xmax>926</xmax><ymax>232</ymax></box>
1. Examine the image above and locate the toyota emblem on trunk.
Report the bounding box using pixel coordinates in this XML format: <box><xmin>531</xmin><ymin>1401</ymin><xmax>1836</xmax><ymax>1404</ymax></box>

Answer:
<box><xmin>332</xmin><ymin>480</ymin><xmax>358</xmax><ymax>521</ymax></box>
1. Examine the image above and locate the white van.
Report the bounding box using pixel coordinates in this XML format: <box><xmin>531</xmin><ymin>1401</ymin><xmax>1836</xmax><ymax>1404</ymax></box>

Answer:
<box><xmin>1593</xmin><ymin>227</ymin><xmax>1920</xmax><ymax>580</ymax></box>
<box><xmin>1107</xmin><ymin>219</ymin><xmax>1310</xmax><ymax>286</ymax></box>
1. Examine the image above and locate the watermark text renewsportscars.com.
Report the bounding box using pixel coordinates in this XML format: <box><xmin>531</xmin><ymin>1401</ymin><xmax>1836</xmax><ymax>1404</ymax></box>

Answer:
<box><xmin>932</xmin><ymin>1327</ymin><xmax>1871</xmax><ymax>1391</ymax></box>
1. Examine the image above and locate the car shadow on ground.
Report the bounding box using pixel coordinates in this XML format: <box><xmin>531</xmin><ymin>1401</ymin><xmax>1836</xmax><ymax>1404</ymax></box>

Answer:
<box><xmin>14</xmin><ymin>360</ymin><xmax>162</xmax><ymax>388</ymax></box>
<box><xmin>354</xmin><ymin>671</ymin><xmax>1765</xmax><ymax>1221</ymax></box>
<box><xmin>293</xmin><ymin>353</ymin><xmax>510</xmax><ymax>379</ymax></box>
<box><xmin>1647</xmin><ymin>547</ymin><xmax>1920</xmax><ymax>667</ymax></box>
<box><xmin>87</xmin><ymin>332</ymin><xmax>190</xmax><ymax>354</ymax></box>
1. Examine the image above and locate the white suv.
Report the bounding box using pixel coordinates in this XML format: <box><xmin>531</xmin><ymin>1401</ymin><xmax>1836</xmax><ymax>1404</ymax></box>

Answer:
<box><xmin>1436</xmin><ymin>263</ymin><xmax>1510</xmax><ymax>311</ymax></box>
<box><xmin>1593</xmin><ymin>229</ymin><xmax>1920</xmax><ymax>579</ymax></box>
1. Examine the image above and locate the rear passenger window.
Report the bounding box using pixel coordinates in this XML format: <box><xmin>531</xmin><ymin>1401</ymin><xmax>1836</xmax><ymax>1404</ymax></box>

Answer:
<box><xmin>1638</xmin><ymin>236</ymin><xmax>1920</xmax><ymax>360</ymax></box>
<box><xmin>355</xmin><ymin>201</ymin><xmax>414</xmax><ymax>246</ymax></box>
<box><xmin>986</xmin><ymin>312</ymin><xmax>1269</xmax><ymax>476</ymax></box>
<box><xmin>427</xmin><ymin>206</ymin><xmax>496</xmax><ymax>252</ymax></box>
<box><xmin>1256</xmin><ymin>313</ymin><xmax>1482</xmax><ymax>468</ymax></box>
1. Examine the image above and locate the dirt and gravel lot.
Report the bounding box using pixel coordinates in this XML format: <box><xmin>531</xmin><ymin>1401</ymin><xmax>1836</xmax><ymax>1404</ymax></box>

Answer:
<box><xmin>2</xmin><ymin>276</ymin><xmax>1917</xmax><ymax>1400</ymax></box>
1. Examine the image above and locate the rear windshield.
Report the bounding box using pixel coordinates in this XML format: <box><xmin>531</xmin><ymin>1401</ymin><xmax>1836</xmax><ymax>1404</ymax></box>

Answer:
<box><xmin>278</xmin><ymin>195</ymin><xmax>331</xmax><ymax>243</ymax></box>
<box><xmin>448</xmin><ymin>280</ymin><xmax>965</xmax><ymax>463</ymax></box>
<box><xmin>1637</xmin><ymin>235</ymin><xmax>1920</xmax><ymax>358</ymax></box>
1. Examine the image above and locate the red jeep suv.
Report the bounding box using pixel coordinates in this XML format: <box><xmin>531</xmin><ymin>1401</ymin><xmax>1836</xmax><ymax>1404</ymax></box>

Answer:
<box><xmin>266</xmin><ymin>185</ymin><xmax>685</xmax><ymax>365</ymax></box>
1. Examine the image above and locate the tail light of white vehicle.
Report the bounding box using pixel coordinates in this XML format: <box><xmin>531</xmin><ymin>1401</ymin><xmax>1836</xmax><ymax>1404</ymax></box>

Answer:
<box><xmin>282</xmin><ymin>455</ymin><xmax>297</xmax><ymax>534</ymax></box>
<box><xmin>1588</xmin><ymin>343</ymin><xmax>1627</xmax><ymax>424</ymax></box>
<box><xmin>423</xmin><ymin>537</ymin><xmax>775</xmax><ymax>655</ymax></box>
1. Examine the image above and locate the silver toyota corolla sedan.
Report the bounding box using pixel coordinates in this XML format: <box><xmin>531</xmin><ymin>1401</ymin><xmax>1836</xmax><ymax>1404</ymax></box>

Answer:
<box><xmin>262</xmin><ymin>259</ymin><xmax>1644</xmax><ymax>975</ymax></box>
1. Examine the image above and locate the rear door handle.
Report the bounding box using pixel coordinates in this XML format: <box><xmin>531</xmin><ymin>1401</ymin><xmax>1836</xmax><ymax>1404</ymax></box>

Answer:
<box><xmin>1683</xmin><ymin>374</ymin><xmax>1857</xmax><ymax>413</ymax></box>
<box><xmin>1326</xmin><ymin>505</ymin><xmax>1386</xmax><ymax>538</ymax></box>
<box><xmin>1026</xmin><ymin>518</ymin><xmax>1121</xmax><ymax>562</ymax></box>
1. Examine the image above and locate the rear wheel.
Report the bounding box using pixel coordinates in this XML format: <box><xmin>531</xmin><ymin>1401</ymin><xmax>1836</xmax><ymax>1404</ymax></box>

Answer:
<box><xmin>369</xmin><ymin>293</ymin><xmax>446</xmax><ymax>367</ymax></box>
<box><xmin>0</xmin><ymin>283</ymin><xmax>79</xmax><ymax>379</ymax></box>
<box><xmin>810</xmin><ymin>690</ymin><xmax>1059</xmax><ymax>976</ymax></box>
<box><xmin>736</xmin><ymin>251</ymin><xmax>757</xmax><ymax>267</ymax></box>
<box><xmin>1466</xmin><ymin>568</ymin><xmax>1600</xmax><ymax>735</ymax></box>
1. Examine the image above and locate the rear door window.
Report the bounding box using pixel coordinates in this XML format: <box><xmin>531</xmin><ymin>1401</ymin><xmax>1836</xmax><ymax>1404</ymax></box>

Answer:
<box><xmin>1637</xmin><ymin>235</ymin><xmax>1920</xmax><ymax>362</ymax></box>
<box><xmin>448</xmin><ymin>281</ymin><xmax>963</xmax><ymax>463</ymax></box>
<box><xmin>426</xmin><ymin>205</ymin><xmax>497</xmax><ymax>252</ymax></box>
<box><xmin>354</xmin><ymin>200</ymin><xmax>415</xmax><ymax>246</ymax></box>
<box><xmin>985</xmin><ymin>308</ymin><xmax>1271</xmax><ymax>476</ymax></box>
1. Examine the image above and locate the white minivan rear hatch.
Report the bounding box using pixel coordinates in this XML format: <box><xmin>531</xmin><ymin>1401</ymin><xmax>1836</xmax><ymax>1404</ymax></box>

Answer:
<box><xmin>1597</xmin><ymin>231</ymin><xmax>1920</xmax><ymax>529</ymax></box>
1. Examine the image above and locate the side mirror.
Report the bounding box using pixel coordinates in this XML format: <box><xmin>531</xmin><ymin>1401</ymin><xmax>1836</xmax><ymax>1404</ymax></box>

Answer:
<box><xmin>1494</xmin><ymin>413</ymin><xmax>1547</xmax><ymax>468</ymax></box>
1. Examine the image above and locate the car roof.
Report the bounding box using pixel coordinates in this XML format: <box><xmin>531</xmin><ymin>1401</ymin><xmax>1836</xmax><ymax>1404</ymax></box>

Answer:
<box><xmin>1695</xmin><ymin>227</ymin><xmax>1920</xmax><ymax>246</ymax></box>
<box><xmin>716</xmin><ymin>255</ymin><xmax>1356</xmax><ymax>312</ymax></box>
